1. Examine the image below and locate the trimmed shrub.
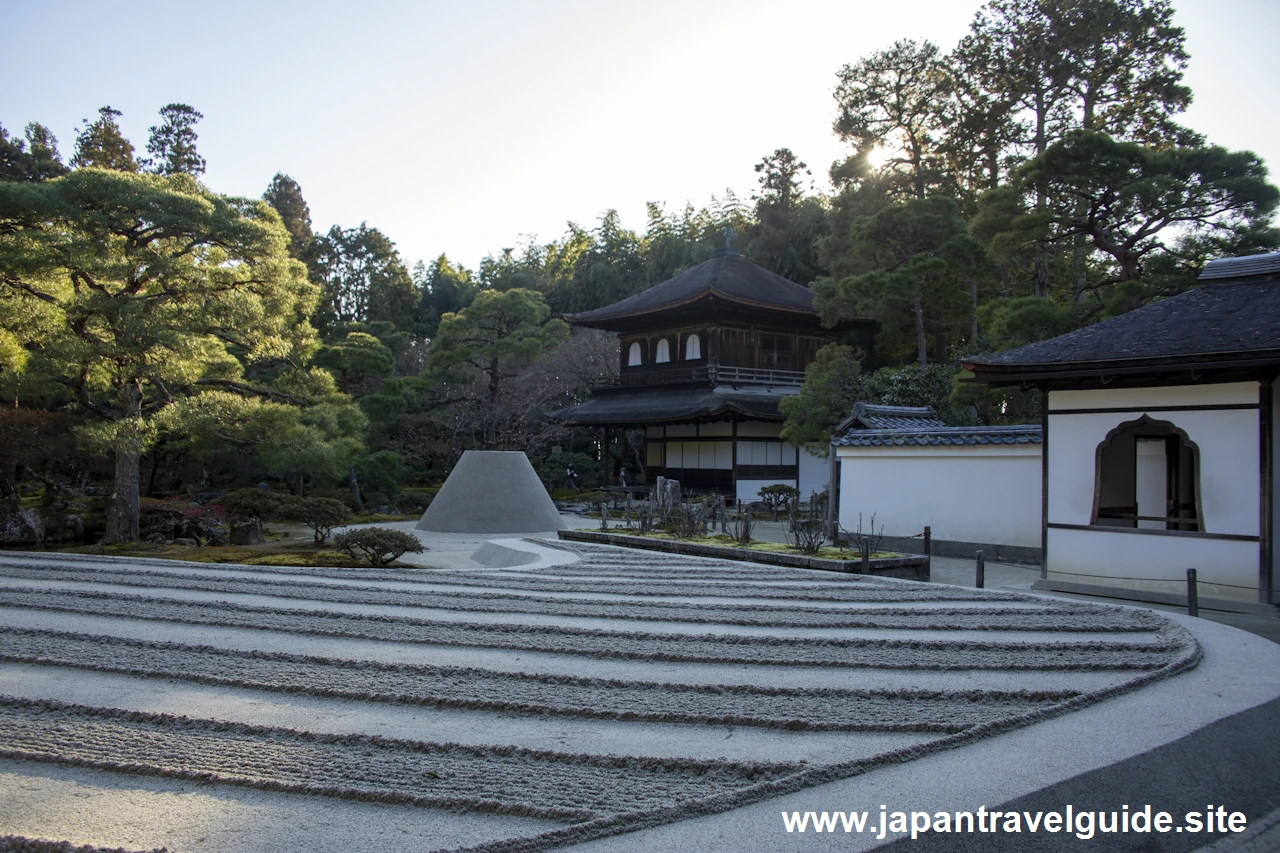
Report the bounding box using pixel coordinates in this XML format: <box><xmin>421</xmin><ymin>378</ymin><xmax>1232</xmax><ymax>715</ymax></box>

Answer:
<box><xmin>758</xmin><ymin>484</ymin><xmax>800</xmax><ymax>520</ymax></box>
<box><xmin>283</xmin><ymin>496</ymin><xmax>353</xmax><ymax>543</ymax></box>
<box><xmin>333</xmin><ymin>527</ymin><xmax>425</xmax><ymax>567</ymax></box>
<box><xmin>216</xmin><ymin>488</ymin><xmax>285</xmax><ymax>524</ymax></box>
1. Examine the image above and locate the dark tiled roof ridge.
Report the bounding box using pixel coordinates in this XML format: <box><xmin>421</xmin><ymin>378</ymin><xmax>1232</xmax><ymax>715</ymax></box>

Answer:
<box><xmin>548</xmin><ymin>385</ymin><xmax>786</xmax><ymax>426</ymax></box>
<box><xmin>837</xmin><ymin>402</ymin><xmax>950</xmax><ymax>432</ymax></box>
<box><xmin>1199</xmin><ymin>251</ymin><xmax>1280</xmax><ymax>280</ymax></box>
<box><xmin>565</xmin><ymin>251</ymin><xmax>817</xmax><ymax>324</ymax></box>
<box><xmin>848</xmin><ymin>424</ymin><xmax>1040</xmax><ymax>434</ymax></box>
<box><xmin>834</xmin><ymin>423</ymin><xmax>1042</xmax><ymax>447</ymax></box>
<box><xmin>854</xmin><ymin>403</ymin><xmax>938</xmax><ymax>416</ymax></box>
<box><xmin>964</xmin><ymin>280</ymin><xmax>1280</xmax><ymax>370</ymax></box>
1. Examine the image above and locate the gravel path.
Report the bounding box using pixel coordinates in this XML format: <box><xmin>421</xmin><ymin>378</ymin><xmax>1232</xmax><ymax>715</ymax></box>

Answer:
<box><xmin>0</xmin><ymin>540</ymin><xmax>1201</xmax><ymax>853</ymax></box>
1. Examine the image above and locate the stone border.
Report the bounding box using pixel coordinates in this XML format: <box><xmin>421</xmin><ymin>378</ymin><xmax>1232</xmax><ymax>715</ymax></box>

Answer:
<box><xmin>557</xmin><ymin>529</ymin><xmax>929</xmax><ymax>580</ymax></box>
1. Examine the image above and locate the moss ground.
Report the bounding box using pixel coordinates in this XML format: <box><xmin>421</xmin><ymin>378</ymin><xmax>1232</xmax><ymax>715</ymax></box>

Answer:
<box><xmin>600</xmin><ymin>530</ymin><xmax>902</xmax><ymax>562</ymax></box>
<box><xmin>51</xmin><ymin>518</ymin><xmax>421</xmax><ymax>569</ymax></box>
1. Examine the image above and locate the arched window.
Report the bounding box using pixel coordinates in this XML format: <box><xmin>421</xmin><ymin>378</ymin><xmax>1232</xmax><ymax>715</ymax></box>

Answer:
<box><xmin>655</xmin><ymin>338</ymin><xmax>670</xmax><ymax>363</ymax></box>
<box><xmin>1092</xmin><ymin>415</ymin><xmax>1202</xmax><ymax>532</ymax></box>
<box><xmin>685</xmin><ymin>333</ymin><xmax>702</xmax><ymax>360</ymax></box>
<box><xmin>627</xmin><ymin>341</ymin><xmax>642</xmax><ymax>367</ymax></box>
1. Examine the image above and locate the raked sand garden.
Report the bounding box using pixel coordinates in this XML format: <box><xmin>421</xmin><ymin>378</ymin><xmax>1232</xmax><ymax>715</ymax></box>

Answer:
<box><xmin>0</xmin><ymin>531</ymin><xmax>1266</xmax><ymax>853</ymax></box>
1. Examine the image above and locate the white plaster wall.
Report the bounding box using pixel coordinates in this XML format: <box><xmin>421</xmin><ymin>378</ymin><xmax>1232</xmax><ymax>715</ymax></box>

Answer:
<box><xmin>1049</xmin><ymin>382</ymin><xmax>1257</xmax><ymax>410</ymax></box>
<box><xmin>1046</xmin><ymin>526</ymin><xmax>1258</xmax><ymax>603</ymax></box>
<box><xmin>835</xmin><ymin>445</ymin><xmax>1041</xmax><ymax>546</ymax></box>
<box><xmin>1046</xmin><ymin>405</ymin><xmax>1259</xmax><ymax>536</ymax></box>
<box><xmin>798</xmin><ymin>446</ymin><xmax>828</xmax><ymax>498</ymax></box>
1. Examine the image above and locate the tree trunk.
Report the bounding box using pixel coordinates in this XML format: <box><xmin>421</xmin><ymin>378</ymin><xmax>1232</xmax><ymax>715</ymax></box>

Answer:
<box><xmin>1033</xmin><ymin>249</ymin><xmax>1048</xmax><ymax>299</ymax></box>
<box><xmin>1072</xmin><ymin>237</ymin><xmax>1089</xmax><ymax>303</ymax></box>
<box><xmin>103</xmin><ymin>448</ymin><xmax>141</xmax><ymax>543</ymax></box>
<box><xmin>486</xmin><ymin>358</ymin><xmax>501</xmax><ymax>448</ymax></box>
<box><xmin>913</xmin><ymin>296</ymin><xmax>928</xmax><ymax>367</ymax></box>
<box><xmin>970</xmin><ymin>278</ymin><xmax>979</xmax><ymax>341</ymax></box>
<box><xmin>103</xmin><ymin>383</ymin><xmax>143</xmax><ymax>543</ymax></box>
<box><xmin>348</xmin><ymin>465</ymin><xmax>364</xmax><ymax>513</ymax></box>
<box><xmin>624</xmin><ymin>430</ymin><xmax>645</xmax><ymax>484</ymax></box>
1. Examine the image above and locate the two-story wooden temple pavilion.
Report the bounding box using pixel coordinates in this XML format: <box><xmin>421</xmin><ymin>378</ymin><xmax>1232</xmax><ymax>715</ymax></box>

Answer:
<box><xmin>550</xmin><ymin>247</ymin><xmax>870</xmax><ymax>500</ymax></box>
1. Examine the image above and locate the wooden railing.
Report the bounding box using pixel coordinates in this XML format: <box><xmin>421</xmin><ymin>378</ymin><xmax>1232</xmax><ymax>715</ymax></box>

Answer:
<box><xmin>613</xmin><ymin>365</ymin><xmax>806</xmax><ymax>388</ymax></box>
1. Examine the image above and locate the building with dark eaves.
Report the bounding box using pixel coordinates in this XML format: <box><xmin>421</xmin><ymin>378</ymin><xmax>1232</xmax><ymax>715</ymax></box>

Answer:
<box><xmin>550</xmin><ymin>247</ymin><xmax>869</xmax><ymax>500</ymax></box>
<box><xmin>964</xmin><ymin>252</ymin><xmax>1280</xmax><ymax>613</ymax></box>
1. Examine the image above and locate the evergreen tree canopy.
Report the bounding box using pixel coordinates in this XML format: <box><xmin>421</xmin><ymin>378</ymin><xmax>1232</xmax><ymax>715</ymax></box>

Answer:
<box><xmin>833</xmin><ymin>39</ymin><xmax>954</xmax><ymax>200</ymax></box>
<box><xmin>977</xmin><ymin>130</ymin><xmax>1279</xmax><ymax>306</ymax></box>
<box><xmin>427</xmin><ymin>288</ymin><xmax>569</xmax><ymax>446</ymax></box>
<box><xmin>308</xmin><ymin>223</ymin><xmax>417</xmax><ymax>336</ymax></box>
<box><xmin>0</xmin><ymin>168</ymin><xmax>319</xmax><ymax>541</ymax></box>
<box><xmin>71</xmin><ymin>106</ymin><xmax>138</xmax><ymax>172</ymax></box>
<box><xmin>263</xmin><ymin>173</ymin><xmax>313</xmax><ymax>259</ymax></box>
<box><xmin>0</xmin><ymin>123</ymin><xmax>68</xmax><ymax>183</ymax></box>
<box><xmin>412</xmin><ymin>254</ymin><xmax>477</xmax><ymax>338</ymax></box>
<box><xmin>748</xmin><ymin>149</ymin><xmax>829</xmax><ymax>285</ymax></box>
<box><xmin>779</xmin><ymin>344</ymin><xmax>866</xmax><ymax>451</ymax></box>
<box><xmin>144</xmin><ymin>103</ymin><xmax>207</xmax><ymax>177</ymax></box>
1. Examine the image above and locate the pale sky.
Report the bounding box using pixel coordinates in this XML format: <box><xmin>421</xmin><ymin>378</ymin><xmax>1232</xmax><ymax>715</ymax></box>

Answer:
<box><xmin>4</xmin><ymin>0</ymin><xmax>1277</xmax><ymax>273</ymax></box>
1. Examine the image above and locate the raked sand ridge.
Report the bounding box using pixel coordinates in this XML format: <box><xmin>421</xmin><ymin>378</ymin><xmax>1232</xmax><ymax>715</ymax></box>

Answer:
<box><xmin>0</xmin><ymin>534</ymin><xmax>1270</xmax><ymax>853</ymax></box>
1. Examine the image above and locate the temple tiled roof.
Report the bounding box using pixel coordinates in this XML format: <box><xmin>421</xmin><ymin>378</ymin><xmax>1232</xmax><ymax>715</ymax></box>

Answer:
<box><xmin>1198</xmin><ymin>251</ymin><xmax>1280</xmax><ymax>281</ymax></box>
<box><xmin>548</xmin><ymin>385</ymin><xmax>785</xmax><ymax>426</ymax></box>
<box><xmin>834</xmin><ymin>425</ymin><xmax>1042</xmax><ymax>447</ymax></box>
<box><xmin>964</xmin><ymin>255</ymin><xmax>1280</xmax><ymax>384</ymax></box>
<box><xmin>834</xmin><ymin>403</ymin><xmax>948</xmax><ymax>434</ymax></box>
<box><xmin>565</xmin><ymin>248</ymin><xmax>820</xmax><ymax>329</ymax></box>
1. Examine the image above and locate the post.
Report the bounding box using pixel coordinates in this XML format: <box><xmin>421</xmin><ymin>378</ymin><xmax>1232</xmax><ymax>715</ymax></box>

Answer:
<box><xmin>923</xmin><ymin>525</ymin><xmax>932</xmax><ymax>576</ymax></box>
<box><xmin>599</xmin><ymin>427</ymin><xmax>609</xmax><ymax>488</ymax></box>
<box><xmin>975</xmin><ymin>550</ymin><xmax>985</xmax><ymax>589</ymax></box>
<box><xmin>826</xmin><ymin>447</ymin><xmax>839</xmax><ymax>540</ymax></box>
<box><xmin>1187</xmin><ymin>568</ymin><xmax>1199</xmax><ymax>617</ymax></box>
<box><xmin>860</xmin><ymin>537</ymin><xmax>870</xmax><ymax>575</ymax></box>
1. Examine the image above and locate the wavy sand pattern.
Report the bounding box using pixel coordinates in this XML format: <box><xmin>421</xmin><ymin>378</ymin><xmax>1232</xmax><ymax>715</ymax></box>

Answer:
<box><xmin>0</xmin><ymin>541</ymin><xmax>1200</xmax><ymax>853</ymax></box>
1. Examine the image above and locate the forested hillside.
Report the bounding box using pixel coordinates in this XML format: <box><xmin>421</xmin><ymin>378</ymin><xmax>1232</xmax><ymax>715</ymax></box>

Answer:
<box><xmin>1</xmin><ymin>0</ymin><xmax>1275</xmax><ymax>542</ymax></box>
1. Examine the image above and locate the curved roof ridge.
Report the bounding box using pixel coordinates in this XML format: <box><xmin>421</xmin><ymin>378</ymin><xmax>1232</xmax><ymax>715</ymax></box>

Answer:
<box><xmin>565</xmin><ymin>249</ymin><xmax>818</xmax><ymax>327</ymax></box>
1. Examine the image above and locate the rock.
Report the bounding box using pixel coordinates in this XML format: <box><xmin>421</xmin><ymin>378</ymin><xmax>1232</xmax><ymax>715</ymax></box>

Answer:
<box><xmin>63</xmin><ymin>515</ymin><xmax>85</xmax><ymax>538</ymax></box>
<box><xmin>0</xmin><ymin>505</ymin><xmax>44</xmax><ymax>544</ymax></box>
<box><xmin>84</xmin><ymin>486</ymin><xmax>108</xmax><ymax>497</ymax></box>
<box><xmin>229</xmin><ymin>521</ymin><xmax>265</xmax><ymax>546</ymax></box>
<box><xmin>195</xmin><ymin>491</ymin><xmax>224</xmax><ymax>505</ymax></box>
<box><xmin>257</xmin><ymin>482</ymin><xmax>274</xmax><ymax>491</ymax></box>
<box><xmin>172</xmin><ymin>537</ymin><xmax>198</xmax><ymax>547</ymax></box>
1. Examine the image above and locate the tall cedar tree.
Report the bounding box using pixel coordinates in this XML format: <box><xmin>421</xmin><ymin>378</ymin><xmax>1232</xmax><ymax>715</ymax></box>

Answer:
<box><xmin>71</xmin><ymin>107</ymin><xmax>138</xmax><ymax>172</ymax></box>
<box><xmin>144</xmin><ymin>104</ymin><xmax>207</xmax><ymax>177</ymax></box>
<box><xmin>263</xmin><ymin>173</ymin><xmax>314</xmax><ymax>259</ymax></box>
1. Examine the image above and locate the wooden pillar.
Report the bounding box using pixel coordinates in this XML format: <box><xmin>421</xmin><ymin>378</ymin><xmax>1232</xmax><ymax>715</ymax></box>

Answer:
<box><xmin>600</xmin><ymin>427</ymin><xmax>609</xmax><ymax>487</ymax></box>
<box><xmin>1260</xmin><ymin>380</ymin><xmax>1273</xmax><ymax>605</ymax></box>
<box><xmin>1041</xmin><ymin>386</ymin><xmax>1049</xmax><ymax>580</ymax></box>
<box><xmin>826</xmin><ymin>445</ymin><xmax>839</xmax><ymax>539</ymax></box>
<box><xmin>731</xmin><ymin>421</ymin><xmax>738</xmax><ymax>503</ymax></box>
